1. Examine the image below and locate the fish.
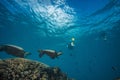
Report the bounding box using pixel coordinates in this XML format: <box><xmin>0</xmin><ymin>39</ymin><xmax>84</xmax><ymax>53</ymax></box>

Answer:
<box><xmin>112</xmin><ymin>66</ymin><xmax>117</xmax><ymax>71</ymax></box>
<box><xmin>38</xmin><ymin>49</ymin><xmax>62</xmax><ymax>59</ymax></box>
<box><xmin>0</xmin><ymin>44</ymin><xmax>31</xmax><ymax>58</ymax></box>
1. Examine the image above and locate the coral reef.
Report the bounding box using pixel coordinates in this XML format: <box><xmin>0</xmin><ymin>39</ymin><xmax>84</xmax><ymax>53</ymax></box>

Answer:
<box><xmin>0</xmin><ymin>58</ymin><xmax>73</xmax><ymax>80</ymax></box>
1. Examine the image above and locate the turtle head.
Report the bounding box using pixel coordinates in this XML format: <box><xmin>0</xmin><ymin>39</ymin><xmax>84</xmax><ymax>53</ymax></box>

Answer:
<box><xmin>57</xmin><ymin>51</ymin><xmax>62</xmax><ymax>56</ymax></box>
<box><xmin>24</xmin><ymin>52</ymin><xmax>31</xmax><ymax>57</ymax></box>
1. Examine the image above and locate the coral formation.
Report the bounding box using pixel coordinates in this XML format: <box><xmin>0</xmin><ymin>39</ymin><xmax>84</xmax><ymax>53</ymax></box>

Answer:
<box><xmin>0</xmin><ymin>58</ymin><xmax>73</xmax><ymax>80</ymax></box>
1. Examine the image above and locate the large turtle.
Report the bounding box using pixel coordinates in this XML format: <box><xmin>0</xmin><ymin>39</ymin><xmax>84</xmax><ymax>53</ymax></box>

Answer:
<box><xmin>0</xmin><ymin>44</ymin><xmax>31</xmax><ymax>58</ymax></box>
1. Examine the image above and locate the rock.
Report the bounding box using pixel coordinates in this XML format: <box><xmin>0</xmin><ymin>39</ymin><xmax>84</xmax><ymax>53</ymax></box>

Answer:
<box><xmin>0</xmin><ymin>58</ymin><xmax>73</xmax><ymax>80</ymax></box>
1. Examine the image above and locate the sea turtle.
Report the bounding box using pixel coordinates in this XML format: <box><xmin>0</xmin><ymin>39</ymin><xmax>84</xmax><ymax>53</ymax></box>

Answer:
<box><xmin>0</xmin><ymin>44</ymin><xmax>31</xmax><ymax>58</ymax></box>
<box><xmin>38</xmin><ymin>49</ymin><xmax>62</xmax><ymax>59</ymax></box>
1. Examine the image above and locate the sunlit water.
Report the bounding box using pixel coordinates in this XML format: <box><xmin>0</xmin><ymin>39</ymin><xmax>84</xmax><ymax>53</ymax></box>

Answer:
<box><xmin>0</xmin><ymin>0</ymin><xmax>120</xmax><ymax>80</ymax></box>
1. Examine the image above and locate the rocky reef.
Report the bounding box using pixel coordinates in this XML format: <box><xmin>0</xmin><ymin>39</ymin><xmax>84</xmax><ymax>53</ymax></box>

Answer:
<box><xmin>0</xmin><ymin>58</ymin><xmax>73</xmax><ymax>80</ymax></box>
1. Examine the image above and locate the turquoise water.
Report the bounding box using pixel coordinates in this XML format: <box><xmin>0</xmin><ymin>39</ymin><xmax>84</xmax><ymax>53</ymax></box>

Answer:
<box><xmin>0</xmin><ymin>0</ymin><xmax>120</xmax><ymax>80</ymax></box>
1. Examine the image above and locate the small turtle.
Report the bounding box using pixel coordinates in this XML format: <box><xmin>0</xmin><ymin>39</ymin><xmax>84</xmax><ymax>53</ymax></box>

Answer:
<box><xmin>38</xmin><ymin>49</ymin><xmax>62</xmax><ymax>59</ymax></box>
<box><xmin>0</xmin><ymin>44</ymin><xmax>31</xmax><ymax>58</ymax></box>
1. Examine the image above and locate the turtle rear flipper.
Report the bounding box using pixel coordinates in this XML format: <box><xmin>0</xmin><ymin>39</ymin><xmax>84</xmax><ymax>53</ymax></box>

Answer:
<box><xmin>0</xmin><ymin>45</ymin><xmax>4</xmax><ymax>51</ymax></box>
<box><xmin>38</xmin><ymin>50</ymin><xmax>44</xmax><ymax>58</ymax></box>
<box><xmin>0</xmin><ymin>46</ymin><xmax>3</xmax><ymax>51</ymax></box>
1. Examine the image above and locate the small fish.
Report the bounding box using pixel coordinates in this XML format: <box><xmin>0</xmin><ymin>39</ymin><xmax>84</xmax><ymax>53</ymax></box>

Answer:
<box><xmin>112</xmin><ymin>66</ymin><xmax>117</xmax><ymax>71</ymax></box>
<box><xmin>38</xmin><ymin>49</ymin><xmax>62</xmax><ymax>59</ymax></box>
<box><xmin>0</xmin><ymin>44</ymin><xmax>31</xmax><ymax>58</ymax></box>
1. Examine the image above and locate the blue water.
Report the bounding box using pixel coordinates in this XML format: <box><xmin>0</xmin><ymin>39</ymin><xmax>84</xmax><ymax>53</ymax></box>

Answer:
<box><xmin>0</xmin><ymin>0</ymin><xmax>120</xmax><ymax>80</ymax></box>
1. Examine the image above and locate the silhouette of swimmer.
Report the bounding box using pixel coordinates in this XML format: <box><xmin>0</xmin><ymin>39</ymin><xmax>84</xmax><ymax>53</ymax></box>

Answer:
<box><xmin>100</xmin><ymin>31</ymin><xmax>107</xmax><ymax>40</ymax></box>
<box><xmin>67</xmin><ymin>37</ymin><xmax>75</xmax><ymax>50</ymax></box>
<box><xmin>67</xmin><ymin>42</ymin><xmax>75</xmax><ymax>50</ymax></box>
<box><xmin>38</xmin><ymin>49</ymin><xmax>62</xmax><ymax>59</ymax></box>
<box><xmin>0</xmin><ymin>44</ymin><xmax>31</xmax><ymax>58</ymax></box>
